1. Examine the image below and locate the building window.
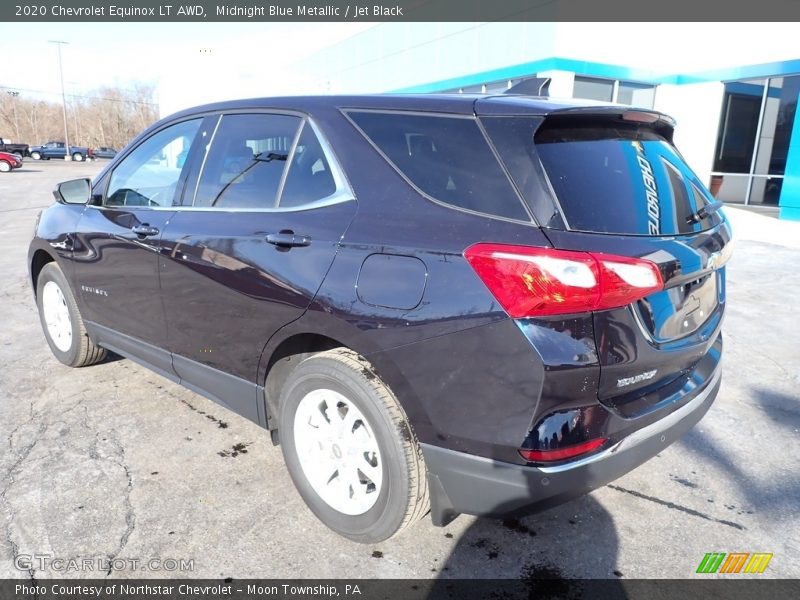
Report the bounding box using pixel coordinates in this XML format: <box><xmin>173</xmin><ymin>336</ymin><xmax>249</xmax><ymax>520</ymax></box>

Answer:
<box><xmin>573</xmin><ymin>76</ymin><xmax>656</xmax><ymax>108</ymax></box>
<box><xmin>573</xmin><ymin>76</ymin><xmax>614</xmax><ymax>102</ymax></box>
<box><xmin>442</xmin><ymin>74</ymin><xmax>656</xmax><ymax>107</ymax></box>
<box><xmin>754</xmin><ymin>76</ymin><xmax>800</xmax><ymax>177</ymax></box>
<box><xmin>442</xmin><ymin>76</ymin><xmax>542</xmax><ymax>95</ymax></box>
<box><xmin>712</xmin><ymin>74</ymin><xmax>800</xmax><ymax>205</ymax></box>
<box><xmin>713</xmin><ymin>80</ymin><xmax>764</xmax><ymax>174</ymax></box>
<box><xmin>617</xmin><ymin>82</ymin><xmax>656</xmax><ymax>107</ymax></box>
<box><xmin>484</xmin><ymin>80</ymin><xmax>511</xmax><ymax>94</ymax></box>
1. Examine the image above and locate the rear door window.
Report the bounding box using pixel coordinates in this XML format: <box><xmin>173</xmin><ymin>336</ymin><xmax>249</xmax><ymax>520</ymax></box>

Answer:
<box><xmin>347</xmin><ymin>111</ymin><xmax>530</xmax><ymax>222</ymax></box>
<box><xmin>484</xmin><ymin>116</ymin><xmax>722</xmax><ymax>235</ymax></box>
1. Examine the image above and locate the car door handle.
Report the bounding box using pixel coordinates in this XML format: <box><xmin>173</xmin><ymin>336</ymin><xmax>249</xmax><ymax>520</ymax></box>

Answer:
<box><xmin>131</xmin><ymin>224</ymin><xmax>160</xmax><ymax>237</ymax></box>
<box><xmin>265</xmin><ymin>231</ymin><xmax>311</xmax><ymax>248</ymax></box>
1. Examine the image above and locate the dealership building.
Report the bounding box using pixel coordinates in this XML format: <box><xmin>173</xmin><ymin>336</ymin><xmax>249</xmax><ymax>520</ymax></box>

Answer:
<box><xmin>290</xmin><ymin>22</ymin><xmax>800</xmax><ymax>221</ymax></box>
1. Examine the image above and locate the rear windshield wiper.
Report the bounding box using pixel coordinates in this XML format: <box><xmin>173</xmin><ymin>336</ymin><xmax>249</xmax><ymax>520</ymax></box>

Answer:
<box><xmin>687</xmin><ymin>201</ymin><xmax>724</xmax><ymax>224</ymax></box>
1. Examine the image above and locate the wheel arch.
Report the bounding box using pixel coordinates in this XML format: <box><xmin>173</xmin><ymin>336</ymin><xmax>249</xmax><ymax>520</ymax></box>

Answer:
<box><xmin>263</xmin><ymin>332</ymin><xmax>343</xmax><ymax>431</ymax></box>
<box><xmin>259</xmin><ymin>319</ymin><xmax>430</xmax><ymax>443</ymax></box>
<box><xmin>29</xmin><ymin>248</ymin><xmax>56</xmax><ymax>298</ymax></box>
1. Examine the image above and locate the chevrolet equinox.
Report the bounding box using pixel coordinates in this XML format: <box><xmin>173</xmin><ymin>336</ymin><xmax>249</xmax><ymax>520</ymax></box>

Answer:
<box><xmin>29</xmin><ymin>94</ymin><xmax>731</xmax><ymax>542</ymax></box>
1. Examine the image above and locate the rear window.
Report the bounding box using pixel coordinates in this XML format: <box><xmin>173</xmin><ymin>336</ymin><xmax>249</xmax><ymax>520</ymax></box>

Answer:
<box><xmin>347</xmin><ymin>111</ymin><xmax>530</xmax><ymax>222</ymax></box>
<box><xmin>485</xmin><ymin>116</ymin><xmax>722</xmax><ymax>236</ymax></box>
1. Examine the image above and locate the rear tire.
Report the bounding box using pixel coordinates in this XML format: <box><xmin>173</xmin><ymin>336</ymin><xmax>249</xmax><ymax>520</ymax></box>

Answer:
<box><xmin>36</xmin><ymin>262</ymin><xmax>107</xmax><ymax>367</ymax></box>
<box><xmin>278</xmin><ymin>348</ymin><xmax>429</xmax><ymax>543</ymax></box>
<box><xmin>72</xmin><ymin>152</ymin><xmax>84</xmax><ymax>162</ymax></box>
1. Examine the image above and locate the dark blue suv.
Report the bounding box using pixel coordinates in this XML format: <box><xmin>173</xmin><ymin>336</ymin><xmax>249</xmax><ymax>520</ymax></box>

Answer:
<box><xmin>29</xmin><ymin>94</ymin><xmax>731</xmax><ymax>542</ymax></box>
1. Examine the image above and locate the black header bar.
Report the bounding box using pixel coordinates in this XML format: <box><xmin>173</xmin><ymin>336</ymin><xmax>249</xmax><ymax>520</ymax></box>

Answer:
<box><xmin>3</xmin><ymin>0</ymin><xmax>800</xmax><ymax>22</ymax></box>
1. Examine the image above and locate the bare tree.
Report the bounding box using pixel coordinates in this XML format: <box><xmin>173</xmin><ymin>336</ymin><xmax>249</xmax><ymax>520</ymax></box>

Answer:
<box><xmin>0</xmin><ymin>83</ymin><xmax>159</xmax><ymax>149</ymax></box>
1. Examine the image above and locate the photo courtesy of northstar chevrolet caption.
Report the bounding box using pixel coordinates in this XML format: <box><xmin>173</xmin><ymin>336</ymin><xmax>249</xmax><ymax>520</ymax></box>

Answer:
<box><xmin>16</xmin><ymin>583</ymin><xmax>356</xmax><ymax>597</ymax></box>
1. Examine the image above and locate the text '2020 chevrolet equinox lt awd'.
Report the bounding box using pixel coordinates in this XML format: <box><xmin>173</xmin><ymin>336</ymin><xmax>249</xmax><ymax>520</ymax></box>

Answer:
<box><xmin>29</xmin><ymin>94</ymin><xmax>731</xmax><ymax>542</ymax></box>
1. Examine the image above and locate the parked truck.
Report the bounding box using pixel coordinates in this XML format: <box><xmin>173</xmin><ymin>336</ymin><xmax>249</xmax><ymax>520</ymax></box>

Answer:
<box><xmin>29</xmin><ymin>141</ymin><xmax>92</xmax><ymax>162</ymax></box>
<box><xmin>0</xmin><ymin>138</ymin><xmax>29</xmax><ymax>157</ymax></box>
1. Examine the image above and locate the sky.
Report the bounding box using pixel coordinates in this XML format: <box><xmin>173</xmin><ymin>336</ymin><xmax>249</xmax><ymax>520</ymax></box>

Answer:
<box><xmin>1</xmin><ymin>22</ymin><xmax>377</xmax><ymax>116</ymax></box>
<box><xmin>6</xmin><ymin>21</ymin><xmax>800</xmax><ymax>119</ymax></box>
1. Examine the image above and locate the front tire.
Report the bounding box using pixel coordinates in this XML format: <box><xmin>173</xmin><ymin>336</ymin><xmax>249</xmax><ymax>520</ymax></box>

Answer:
<box><xmin>36</xmin><ymin>262</ymin><xmax>107</xmax><ymax>367</ymax></box>
<box><xmin>278</xmin><ymin>348</ymin><xmax>429</xmax><ymax>543</ymax></box>
<box><xmin>0</xmin><ymin>160</ymin><xmax>10</xmax><ymax>173</ymax></box>
<box><xmin>30</xmin><ymin>151</ymin><xmax>41</xmax><ymax>160</ymax></box>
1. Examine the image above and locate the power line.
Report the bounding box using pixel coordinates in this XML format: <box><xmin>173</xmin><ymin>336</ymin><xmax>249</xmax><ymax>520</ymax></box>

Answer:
<box><xmin>0</xmin><ymin>85</ymin><xmax>159</xmax><ymax>106</ymax></box>
<box><xmin>49</xmin><ymin>40</ymin><xmax>71</xmax><ymax>159</ymax></box>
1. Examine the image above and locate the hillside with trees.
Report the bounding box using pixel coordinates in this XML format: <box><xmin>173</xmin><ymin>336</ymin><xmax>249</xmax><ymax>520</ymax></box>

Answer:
<box><xmin>0</xmin><ymin>84</ymin><xmax>159</xmax><ymax>150</ymax></box>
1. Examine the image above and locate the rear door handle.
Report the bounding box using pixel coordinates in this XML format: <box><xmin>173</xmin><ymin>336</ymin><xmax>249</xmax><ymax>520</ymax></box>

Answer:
<box><xmin>131</xmin><ymin>224</ymin><xmax>160</xmax><ymax>237</ymax></box>
<box><xmin>265</xmin><ymin>231</ymin><xmax>311</xmax><ymax>248</ymax></box>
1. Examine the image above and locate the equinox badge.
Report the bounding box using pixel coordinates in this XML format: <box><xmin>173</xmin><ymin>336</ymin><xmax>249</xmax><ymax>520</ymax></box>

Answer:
<box><xmin>617</xmin><ymin>369</ymin><xmax>658</xmax><ymax>388</ymax></box>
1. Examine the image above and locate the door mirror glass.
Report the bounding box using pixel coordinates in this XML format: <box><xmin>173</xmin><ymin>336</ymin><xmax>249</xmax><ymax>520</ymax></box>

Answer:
<box><xmin>54</xmin><ymin>178</ymin><xmax>90</xmax><ymax>205</ymax></box>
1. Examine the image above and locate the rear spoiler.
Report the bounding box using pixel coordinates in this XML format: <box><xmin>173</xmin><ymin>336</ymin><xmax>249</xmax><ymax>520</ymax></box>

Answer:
<box><xmin>543</xmin><ymin>106</ymin><xmax>676</xmax><ymax>142</ymax></box>
<box><xmin>504</xmin><ymin>77</ymin><xmax>551</xmax><ymax>97</ymax></box>
<box><xmin>549</xmin><ymin>105</ymin><xmax>676</xmax><ymax>128</ymax></box>
<box><xmin>474</xmin><ymin>96</ymin><xmax>676</xmax><ymax>141</ymax></box>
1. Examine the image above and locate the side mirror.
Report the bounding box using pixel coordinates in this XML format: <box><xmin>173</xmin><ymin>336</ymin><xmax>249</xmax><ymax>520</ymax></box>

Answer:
<box><xmin>53</xmin><ymin>178</ymin><xmax>91</xmax><ymax>205</ymax></box>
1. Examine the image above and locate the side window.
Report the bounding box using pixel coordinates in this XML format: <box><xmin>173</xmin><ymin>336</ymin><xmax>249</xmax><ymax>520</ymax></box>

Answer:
<box><xmin>106</xmin><ymin>119</ymin><xmax>201</xmax><ymax>207</ymax></box>
<box><xmin>279</xmin><ymin>122</ymin><xmax>337</xmax><ymax>208</ymax></box>
<box><xmin>193</xmin><ymin>113</ymin><xmax>300</xmax><ymax>209</ymax></box>
<box><xmin>347</xmin><ymin>111</ymin><xmax>529</xmax><ymax>221</ymax></box>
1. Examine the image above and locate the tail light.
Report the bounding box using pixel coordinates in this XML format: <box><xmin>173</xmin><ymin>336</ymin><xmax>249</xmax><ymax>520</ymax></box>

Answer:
<box><xmin>464</xmin><ymin>243</ymin><xmax>663</xmax><ymax>317</ymax></box>
<box><xmin>519</xmin><ymin>438</ymin><xmax>607</xmax><ymax>462</ymax></box>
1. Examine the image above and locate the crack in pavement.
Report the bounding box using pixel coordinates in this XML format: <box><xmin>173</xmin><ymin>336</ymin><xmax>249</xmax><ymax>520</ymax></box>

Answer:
<box><xmin>2</xmin><ymin>388</ymin><xmax>138</xmax><ymax>579</ymax></box>
<box><xmin>607</xmin><ymin>484</ymin><xmax>746</xmax><ymax>530</ymax></box>
<box><xmin>102</xmin><ymin>432</ymin><xmax>137</xmax><ymax>577</ymax></box>
<box><xmin>1</xmin><ymin>399</ymin><xmax>47</xmax><ymax>584</ymax></box>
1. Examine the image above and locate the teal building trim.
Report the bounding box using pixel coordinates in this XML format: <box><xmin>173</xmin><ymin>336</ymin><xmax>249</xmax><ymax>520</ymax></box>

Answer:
<box><xmin>393</xmin><ymin>57</ymin><xmax>800</xmax><ymax>93</ymax></box>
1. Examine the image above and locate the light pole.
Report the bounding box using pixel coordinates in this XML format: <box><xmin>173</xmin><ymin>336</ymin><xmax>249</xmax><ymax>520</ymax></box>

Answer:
<box><xmin>48</xmin><ymin>40</ymin><xmax>71</xmax><ymax>160</ymax></box>
<box><xmin>67</xmin><ymin>81</ymin><xmax>81</xmax><ymax>143</ymax></box>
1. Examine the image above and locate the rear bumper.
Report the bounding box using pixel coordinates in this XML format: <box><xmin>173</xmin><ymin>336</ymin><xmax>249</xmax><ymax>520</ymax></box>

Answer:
<box><xmin>422</xmin><ymin>366</ymin><xmax>721</xmax><ymax>526</ymax></box>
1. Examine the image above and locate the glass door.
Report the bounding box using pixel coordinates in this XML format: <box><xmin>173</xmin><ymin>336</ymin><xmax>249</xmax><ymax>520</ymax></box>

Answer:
<box><xmin>712</xmin><ymin>75</ymin><xmax>800</xmax><ymax>205</ymax></box>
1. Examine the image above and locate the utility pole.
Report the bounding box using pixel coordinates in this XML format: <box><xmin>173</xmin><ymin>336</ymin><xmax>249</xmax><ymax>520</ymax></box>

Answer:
<box><xmin>6</xmin><ymin>91</ymin><xmax>20</xmax><ymax>140</ymax></box>
<box><xmin>49</xmin><ymin>40</ymin><xmax>71</xmax><ymax>160</ymax></box>
<box><xmin>68</xmin><ymin>81</ymin><xmax>81</xmax><ymax>143</ymax></box>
